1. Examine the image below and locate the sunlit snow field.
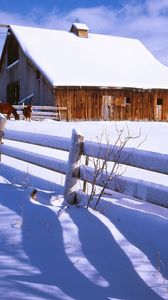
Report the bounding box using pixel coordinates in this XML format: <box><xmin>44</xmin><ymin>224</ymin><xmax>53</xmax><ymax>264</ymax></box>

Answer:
<box><xmin>0</xmin><ymin>119</ymin><xmax>168</xmax><ymax>300</ymax></box>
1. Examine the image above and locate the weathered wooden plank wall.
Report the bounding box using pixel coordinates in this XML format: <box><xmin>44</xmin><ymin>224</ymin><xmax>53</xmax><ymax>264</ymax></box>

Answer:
<box><xmin>0</xmin><ymin>33</ymin><xmax>54</xmax><ymax>106</ymax></box>
<box><xmin>55</xmin><ymin>87</ymin><xmax>168</xmax><ymax>121</ymax></box>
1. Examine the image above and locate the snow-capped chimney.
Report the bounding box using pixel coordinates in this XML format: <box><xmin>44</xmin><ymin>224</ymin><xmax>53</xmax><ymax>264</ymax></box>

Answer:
<box><xmin>70</xmin><ymin>22</ymin><xmax>89</xmax><ymax>38</ymax></box>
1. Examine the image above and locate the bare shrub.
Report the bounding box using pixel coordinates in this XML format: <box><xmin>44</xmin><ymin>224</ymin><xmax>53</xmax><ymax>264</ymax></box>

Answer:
<box><xmin>83</xmin><ymin>123</ymin><xmax>146</xmax><ymax>209</ymax></box>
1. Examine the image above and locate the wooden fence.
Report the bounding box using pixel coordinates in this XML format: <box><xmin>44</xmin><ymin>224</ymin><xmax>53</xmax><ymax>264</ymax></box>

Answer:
<box><xmin>13</xmin><ymin>105</ymin><xmax>68</xmax><ymax>121</ymax></box>
<box><xmin>0</xmin><ymin>128</ymin><xmax>168</xmax><ymax>208</ymax></box>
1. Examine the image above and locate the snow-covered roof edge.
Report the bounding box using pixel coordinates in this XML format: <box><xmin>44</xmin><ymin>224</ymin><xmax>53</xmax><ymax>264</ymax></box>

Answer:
<box><xmin>71</xmin><ymin>22</ymin><xmax>89</xmax><ymax>31</ymax></box>
<box><xmin>4</xmin><ymin>24</ymin><xmax>168</xmax><ymax>90</ymax></box>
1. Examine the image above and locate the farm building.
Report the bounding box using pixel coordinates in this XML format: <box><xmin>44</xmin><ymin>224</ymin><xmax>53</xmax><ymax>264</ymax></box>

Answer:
<box><xmin>0</xmin><ymin>23</ymin><xmax>168</xmax><ymax>121</ymax></box>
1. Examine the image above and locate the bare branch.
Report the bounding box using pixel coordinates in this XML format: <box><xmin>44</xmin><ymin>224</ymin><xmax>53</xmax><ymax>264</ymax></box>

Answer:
<box><xmin>83</xmin><ymin>123</ymin><xmax>145</xmax><ymax>209</ymax></box>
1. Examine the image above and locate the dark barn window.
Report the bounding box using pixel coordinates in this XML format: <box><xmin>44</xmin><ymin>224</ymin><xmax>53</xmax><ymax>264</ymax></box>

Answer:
<box><xmin>125</xmin><ymin>97</ymin><xmax>131</xmax><ymax>105</ymax></box>
<box><xmin>36</xmin><ymin>69</ymin><xmax>40</xmax><ymax>80</ymax></box>
<box><xmin>7</xmin><ymin>81</ymin><xmax>20</xmax><ymax>104</ymax></box>
<box><xmin>157</xmin><ymin>98</ymin><xmax>163</xmax><ymax>105</ymax></box>
<box><xmin>7</xmin><ymin>35</ymin><xmax>19</xmax><ymax>66</ymax></box>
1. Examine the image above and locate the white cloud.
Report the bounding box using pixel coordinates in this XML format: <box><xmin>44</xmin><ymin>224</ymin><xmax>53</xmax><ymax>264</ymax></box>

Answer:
<box><xmin>0</xmin><ymin>1</ymin><xmax>168</xmax><ymax>65</ymax></box>
<box><xmin>0</xmin><ymin>9</ymin><xmax>41</xmax><ymax>55</ymax></box>
<box><xmin>146</xmin><ymin>0</ymin><xmax>168</xmax><ymax>16</ymax></box>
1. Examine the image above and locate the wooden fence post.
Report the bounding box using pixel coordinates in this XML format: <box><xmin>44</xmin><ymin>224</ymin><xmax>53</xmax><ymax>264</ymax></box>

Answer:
<box><xmin>0</xmin><ymin>113</ymin><xmax>6</xmax><ymax>143</ymax></box>
<box><xmin>83</xmin><ymin>155</ymin><xmax>89</xmax><ymax>193</ymax></box>
<box><xmin>0</xmin><ymin>113</ymin><xmax>7</xmax><ymax>161</ymax></box>
<box><xmin>64</xmin><ymin>129</ymin><xmax>84</xmax><ymax>204</ymax></box>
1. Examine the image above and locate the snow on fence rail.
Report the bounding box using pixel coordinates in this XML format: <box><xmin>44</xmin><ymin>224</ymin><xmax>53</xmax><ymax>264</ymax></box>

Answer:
<box><xmin>1</xmin><ymin>127</ymin><xmax>168</xmax><ymax>208</ymax></box>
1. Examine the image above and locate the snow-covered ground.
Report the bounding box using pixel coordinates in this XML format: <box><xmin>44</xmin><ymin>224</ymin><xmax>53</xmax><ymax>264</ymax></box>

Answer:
<box><xmin>0</xmin><ymin>119</ymin><xmax>168</xmax><ymax>300</ymax></box>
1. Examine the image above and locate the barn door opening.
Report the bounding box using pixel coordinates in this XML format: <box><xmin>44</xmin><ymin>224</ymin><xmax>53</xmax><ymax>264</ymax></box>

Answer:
<box><xmin>7</xmin><ymin>81</ymin><xmax>20</xmax><ymax>104</ymax></box>
<box><xmin>102</xmin><ymin>96</ymin><xmax>112</xmax><ymax>120</ymax></box>
<box><xmin>156</xmin><ymin>98</ymin><xmax>163</xmax><ymax>120</ymax></box>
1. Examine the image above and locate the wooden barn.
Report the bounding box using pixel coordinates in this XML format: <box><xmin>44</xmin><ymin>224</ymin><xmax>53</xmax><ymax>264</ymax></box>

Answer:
<box><xmin>1</xmin><ymin>22</ymin><xmax>168</xmax><ymax>121</ymax></box>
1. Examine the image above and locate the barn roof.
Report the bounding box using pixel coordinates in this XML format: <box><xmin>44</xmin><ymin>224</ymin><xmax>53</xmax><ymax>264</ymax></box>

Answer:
<box><xmin>8</xmin><ymin>24</ymin><xmax>168</xmax><ymax>89</ymax></box>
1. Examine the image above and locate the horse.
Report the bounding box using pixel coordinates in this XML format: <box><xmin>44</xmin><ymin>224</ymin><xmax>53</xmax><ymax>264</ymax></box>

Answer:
<box><xmin>23</xmin><ymin>105</ymin><xmax>32</xmax><ymax>121</ymax></box>
<box><xmin>0</xmin><ymin>102</ymin><xmax>20</xmax><ymax>120</ymax></box>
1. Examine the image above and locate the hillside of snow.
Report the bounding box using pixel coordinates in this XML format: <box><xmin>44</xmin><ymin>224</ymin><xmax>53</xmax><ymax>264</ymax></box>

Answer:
<box><xmin>0</xmin><ymin>119</ymin><xmax>168</xmax><ymax>300</ymax></box>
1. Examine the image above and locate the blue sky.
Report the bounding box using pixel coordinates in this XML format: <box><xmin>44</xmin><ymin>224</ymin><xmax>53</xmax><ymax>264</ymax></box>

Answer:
<box><xmin>0</xmin><ymin>0</ymin><xmax>168</xmax><ymax>65</ymax></box>
<box><xmin>0</xmin><ymin>0</ymin><xmax>127</xmax><ymax>13</ymax></box>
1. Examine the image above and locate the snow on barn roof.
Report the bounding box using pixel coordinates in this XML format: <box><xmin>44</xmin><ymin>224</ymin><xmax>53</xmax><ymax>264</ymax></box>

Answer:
<box><xmin>70</xmin><ymin>22</ymin><xmax>89</xmax><ymax>31</ymax></box>
<box><xmin>9</xmin><ymin>24</ymin><xmax>168</xmax><ymax>89</ymax></box>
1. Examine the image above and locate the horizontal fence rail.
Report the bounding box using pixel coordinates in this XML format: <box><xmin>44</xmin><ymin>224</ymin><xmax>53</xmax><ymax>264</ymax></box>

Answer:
<box><xmin>79</xmin><ymin>165</ymin><xmax>168</xmax><ymax>207</ymax></box>
<box><xmin>0</xmin><ymin>127</ymin><xmax>168</xmax><ymax>208</ymax></box>
<box><xmin>1</xmin><ymin>129</ymin><xmax>71</xmax><ymax>177</ymax></box>
<box><xmin>4</xmin><ymin>130</ymin><xmax>71</xmax><ymax>151</ymax></box>
<box><xmin>13</xmin><ymin>105</ymin><xmax>68</xmax><ymax>121</ymax></box>
<box><xmin>83</xmin><ymin>140</ymin><xmax>168</xmax><ymax>175</ymax></box>
<box><xmin>0</xmin><ymin>144</ymin><xmax>67</xmax><ymax>174</ymax></box>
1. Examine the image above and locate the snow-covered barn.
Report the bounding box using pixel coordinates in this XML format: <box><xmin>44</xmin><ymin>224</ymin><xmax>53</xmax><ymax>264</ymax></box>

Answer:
<box><xmin>0</xmin><ymin>23</ymin><xmax>168</xmax><ymax>121</ymax></box>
